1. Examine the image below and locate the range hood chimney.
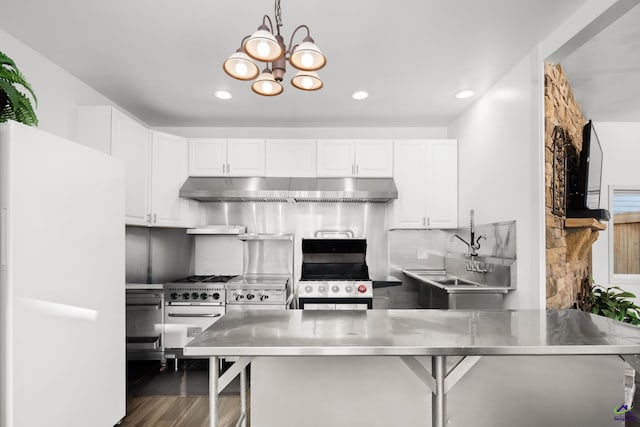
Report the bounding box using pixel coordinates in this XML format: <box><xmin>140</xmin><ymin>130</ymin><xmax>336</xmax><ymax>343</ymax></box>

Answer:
<box><xmin>179</xmin><ymin>177</ymin><xmax>398</xmax><ymax>203</ymax></box>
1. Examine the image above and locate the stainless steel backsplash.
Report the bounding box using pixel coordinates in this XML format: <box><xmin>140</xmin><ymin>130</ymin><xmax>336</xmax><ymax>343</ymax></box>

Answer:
<box><xmin>201</xmin><ymin>202</ymin><xmax>389</xmax><ymax>284</ymax></box>
<box><xmin>125</xmin><ymin>226</ymin><xmax>194</xmax><ymax>283</ymax></box>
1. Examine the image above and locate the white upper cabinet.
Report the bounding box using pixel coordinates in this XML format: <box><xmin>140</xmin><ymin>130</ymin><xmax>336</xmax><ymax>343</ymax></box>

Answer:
<box><xmin>266</xmin><ymin>139</ymin><xmax>317</xmax><ymax>177</ymax></box>
<box><xmin>189</xmin><ymin>139</ymin><xmax>226</xmax><ymax>176</ymax></box>
<box><xmin>77</xmin><ymin>106</ymin><xmax>193</xmax><ymax>228</ymax></box>
<box><xmin>188</xmin><ymin>138</ymin><xmax>265</xmax><ymax>176</ymax></box>
<box><xmin>77</xmin><ymin>106</ymin><xmax>150</xmax><ymax>226</ymax></box>
<box><xmin>227</xmin><ymin>139</ymin><xmax>265</xmax><ymax>176</ymax></box>
<box><xmin>317</xmin><ymin>139</ymin><xmax>393</xmax><ymax>177</ymax></box>
<box><xmin>390</xmin><ymin>139</ymin><xmax>458</xmax><ymax>229</ymax></box>
<box><xmin>354</xmin><ymin>140</ymin><xmax>394</xmax><ymax>177</ymax></box>
<box><xmin>425</xmin><ymin>140</ymin><xmax>458</xmax><ymax>229</ymax></box>
<box><xmin>151</xmin><ymin>131</ymin><xmax>189</xmax><ymax>227</ymax></box>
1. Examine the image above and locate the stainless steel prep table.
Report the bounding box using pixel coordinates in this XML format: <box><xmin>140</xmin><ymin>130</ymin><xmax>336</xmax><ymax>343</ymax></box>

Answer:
<box><xmin>184</xmin><ymin>309</ymin><xmax>640</xmax><ymax>427</ymax></box>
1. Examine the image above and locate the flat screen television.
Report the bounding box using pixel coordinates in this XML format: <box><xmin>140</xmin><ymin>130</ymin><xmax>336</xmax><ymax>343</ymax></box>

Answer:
<box><xmin>566</xmin><ymin>120</ymin><xmax>609</xmax><ymax>220</ymax></box>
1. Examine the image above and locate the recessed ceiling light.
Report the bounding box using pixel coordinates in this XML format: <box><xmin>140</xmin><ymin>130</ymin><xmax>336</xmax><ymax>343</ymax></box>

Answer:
<box><xmin>352</xmin><ymin>91</ymin><xmax>368</xmax><ymax>100</ymax></box>
<box><xmin>454</xmin><ymin>89</ymin><xmax>474</xmax><ymax>99</ymax></box>
<box><xmin>214</xmin><ymin>90</ymin><xmax>232</xmax><ymax>100</ymax></box>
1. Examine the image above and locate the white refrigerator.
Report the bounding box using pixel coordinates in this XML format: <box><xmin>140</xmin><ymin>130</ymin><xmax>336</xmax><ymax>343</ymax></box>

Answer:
<box><xmin>0</xmin><ymin>122</ymin><xmax>126</xmax><ymax>427</ymax></box>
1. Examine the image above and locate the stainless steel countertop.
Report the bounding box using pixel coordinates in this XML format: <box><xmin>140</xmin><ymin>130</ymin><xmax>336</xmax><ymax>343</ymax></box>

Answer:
<box><xmin>402</xmin><ymin>269</ymin><xmax>512</xmax><ymax>293</ymax></box>
<box><xmin>183</xmin><ymin>309</ymin><xmax>640</xmax><ymax>357</ymax></box>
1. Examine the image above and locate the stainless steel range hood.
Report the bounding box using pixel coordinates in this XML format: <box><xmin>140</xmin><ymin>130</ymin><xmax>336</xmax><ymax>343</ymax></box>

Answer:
<box><xmin>179</xmin><ymin>177</ymin><xmax>398</xmax><ymax>203</ymax></box>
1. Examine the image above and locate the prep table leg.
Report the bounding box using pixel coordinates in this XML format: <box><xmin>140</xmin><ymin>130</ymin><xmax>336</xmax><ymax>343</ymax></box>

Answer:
<box><xmin>432</xmin><ymin>356</ymin><xmax>446</xmax><ymax>427</ymax></box>
<box><xmin>209</xmin><ymin>356</ymin><xmax>219</xmax><ymax>427</ymax></box>
<box><xmin>240</xmin><ymin>368</ymin><xmax>247</xmax><ymax>427</ymax></box>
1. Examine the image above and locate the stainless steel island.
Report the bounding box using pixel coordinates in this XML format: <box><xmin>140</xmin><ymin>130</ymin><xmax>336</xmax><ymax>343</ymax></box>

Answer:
<box><xmin>184</xmin><ymin>309</ymin><xmax>640</xmax><ymax>427</ymax></box>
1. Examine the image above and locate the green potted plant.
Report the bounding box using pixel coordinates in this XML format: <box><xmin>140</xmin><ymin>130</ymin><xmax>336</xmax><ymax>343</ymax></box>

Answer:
<box><xmin>0</xmin><ymin>50</ymin><xmax>38</xmax><ymax>126</ymax></box>
<box><xmin>585</xmin><ymin>281</ymin><xmax>640</xmax><ymax>325</ymax></box>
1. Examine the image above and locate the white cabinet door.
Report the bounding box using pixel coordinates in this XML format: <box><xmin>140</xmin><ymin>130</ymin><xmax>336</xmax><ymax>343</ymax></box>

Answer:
<box><xmin>355</xmin><ymin>139</ymin><xmax>393</xmax><ymax>177</ymax></box>
<box><xmin>266</xmin><ymin>139</ymin><xmax>316</xmax><ymax>177</ymax></box>
<box><xmin>77</xmin><ymin>106</ymin><xmax>152</xmax><ymax>226</ymax></box>
<box><xmin>110</xmin><ymin>109</ymin><xmax>151</xmax><ymax>226</ymax></box>
<box><xmin>317</xmin><ymin>139</ymin><xmax>355</xmax><ymax>177</ymax></box>
<box><xmin>189</xmin><ymin>138</ymin><xmax>227</xmax><ymax>176</ymax></box>
<box><xmin>390</xmin><ymin>139</ymin><xmax>458</xmax><ymax>229</ymax></box>
<box><xmin>390</xmin><ymin>140</ymin><xmax>428</xmax><ymax>228</ymax></box>
<box><xmin>425</xmin><ymin>140</ymin><xmax>458</xmax><ymax>229</ymax></box>
<box><xmin>151</xmin><ymin>131</ymin><xmax>189</xmax><ymax>227</ymax></box>
<box><xmin>227</xmin><ymin>139</ymin><xmax>265</xmax><ymax>176</ymax></box>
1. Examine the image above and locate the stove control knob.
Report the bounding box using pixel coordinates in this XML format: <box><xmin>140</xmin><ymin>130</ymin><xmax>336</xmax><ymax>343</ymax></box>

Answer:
<box><xmin>191</xmin><ymin>292</ymin><xmax>199</xmax><ymax>300</ymax></box>
<box><xmin>319</xmin><ymin>286</ymin><xmax>326</xmax><ymax>293</ymax></box>
<box><xmin>234</xmin><ymin>293</ymin><xmax>243</xmax><ymax>301</ymax></box>
<box><xmin>357</xmin><ymin>284</ymin><xmax>368</xmax><ymax>294</ymax></box>
<box><xmin>170</xmin><ymin>292</ymin><xmax>179</xmax><ymax>300</ymax></box>
<box><xmin>331</xmin><ymin>285</ymin><xmax>340</xmax><ymax>293</ymax></box>
<box><xmin>246</xmin><ymin>293</ymin><xmax>255</xmax><ymax>300</ymax></box>
<box><xmin>212</xmin><ymin>292</ymin><xmax>220</xmax><ymax>300</ymax></box>
<box><xmin>260</xmin><ymin>294</ymin><xmax>269</xmax><ymax>301</ymax></box>
<box><xmin>182</xmin><ymin>292</ymin><xmax>190</xmax><ymax>300</ymax></box>
<box><xmin>200</xmin><ymin>292</ymin><xmax>209</xmax><ymax>300</ymax></box>
<box><xmin>345</xmin><ymin>286</ymin><xmax>353</xmax><ymax>293</ymax></box>
<box><xmin>304</xmin><ymin>286</ymin><xmax>313</xmax><ymax>294</ymax></box>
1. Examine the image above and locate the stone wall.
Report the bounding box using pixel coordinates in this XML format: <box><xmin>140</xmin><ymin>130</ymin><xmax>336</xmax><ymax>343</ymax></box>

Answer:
<box><xmin>544</xmin><ymin>63</ymin><xmax>590</xmax><ymax>309</ymax></box>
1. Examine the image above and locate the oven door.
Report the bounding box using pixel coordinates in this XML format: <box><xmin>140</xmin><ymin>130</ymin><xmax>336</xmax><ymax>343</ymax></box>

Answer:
<box><xmin>126</xmin><ymin>291</ymin><xmax>164</xmax><ymax>359</ymax></box>
<box><xmin>163</xmin><ymin>304</ymin><xmax>225</xmax><ymax>350</ymax></box>
<box><xmin>298</xmin><ymin>297</ymin><xmax>372</xmax><ymax>310</ymax></box>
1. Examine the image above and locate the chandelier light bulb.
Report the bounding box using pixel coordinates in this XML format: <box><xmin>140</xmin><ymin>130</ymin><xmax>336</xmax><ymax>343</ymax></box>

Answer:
<box><xmin>301</xmin><ymin>76</ymin><xmax>313</xmax><ymax>89</ymax></box>
<box><xmin>235</xmin><ymin>62</ymin><xmax>248</xmax><ymax>77</ymax></box>
<box><xmin>257</xmin><ymin>41</ymin><xmax>271</xmax><ymax>58</ymax></box>
<box><xmin>262</xmin><ymin>81</ymin><xmax>273</xmax><ymax>94</ymax></box>
<box><xmin>301</xmin><ymin>53</ymin><xmax>314</xmax><ymax>69</ymax></box>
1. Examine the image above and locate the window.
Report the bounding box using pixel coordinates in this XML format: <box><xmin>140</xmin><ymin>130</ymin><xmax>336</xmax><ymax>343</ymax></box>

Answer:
<box><xmin>610</xmin><ymin>186</ymin><xmax>640</xmax><ymax>282</ymax></box>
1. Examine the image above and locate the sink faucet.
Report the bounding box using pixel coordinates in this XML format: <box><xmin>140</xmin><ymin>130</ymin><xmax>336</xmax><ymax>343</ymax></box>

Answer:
<box><xmin>453</xmin><ymin>209</ymin><xmax>486</xmax><ymax>257</ymax></box>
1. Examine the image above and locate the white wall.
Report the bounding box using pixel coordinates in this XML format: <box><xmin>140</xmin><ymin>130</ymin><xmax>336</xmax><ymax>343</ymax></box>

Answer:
<box><xmin>448</xmin><ymin>51</ymin><xmax>545</xmax><ymax>310</ymax></box>
<box><xmin>591</xmin><ymin>122</ymin><xmax>640</xmax><ymax>294</ymax></box>
<box><xmin>0</xmin><ymin>28</ymin><xmax>132</xmax><ymax>141</ymax></box>
<box><xmin>154</xmin><ymin>126</ymin><xmax>448</xmax><ymax>139</ymax></box>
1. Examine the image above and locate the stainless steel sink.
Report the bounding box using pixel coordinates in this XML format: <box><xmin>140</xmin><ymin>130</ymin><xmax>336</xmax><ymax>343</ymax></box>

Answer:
<box><xmin>433</xmin><ymin>278</ymin><xmax>482</xmax><ymax>287</ymax></box>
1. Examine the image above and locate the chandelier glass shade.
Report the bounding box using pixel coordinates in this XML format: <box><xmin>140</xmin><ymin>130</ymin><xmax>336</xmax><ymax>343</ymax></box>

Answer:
<box><xmin>251</xmin><ymin>68</ymin><xmax>284</xmax><ymax>96</ymax></box>
<box><xmin>291</xmin><ymin>70</ymin><xmax>323</xmax><ymax>91</ymax></box>
<box><xmin>222</xmin><ymin>51</ymin><xmax>260</xmax><ymax>80</ymax></box>
<box><xmin>222</xmin><ymin>0</ymin><xmax>326</xmax><ymax>96</ymax></box>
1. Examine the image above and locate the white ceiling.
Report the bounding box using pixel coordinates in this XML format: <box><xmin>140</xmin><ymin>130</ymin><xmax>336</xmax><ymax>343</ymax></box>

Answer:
<box><xmin>562</xmin><ymin>3</ymin><xmax>640</xmax><ymax>122</ymax></box>
<box><xmin>0</xmin><ymin>0</ymin><xmax>589</xmax><ymax>127</ymax></box>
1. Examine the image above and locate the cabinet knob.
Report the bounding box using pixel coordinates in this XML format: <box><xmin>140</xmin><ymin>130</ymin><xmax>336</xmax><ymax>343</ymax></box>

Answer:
<box><xmin>227</xmin><ymin>163</ymin><xmax>230</xmax><ymax>175</ymax></box>
<box><xmin>222</xmin><ymin>163</ymin><xmax>226</xmax><ymax>174</ymax></box>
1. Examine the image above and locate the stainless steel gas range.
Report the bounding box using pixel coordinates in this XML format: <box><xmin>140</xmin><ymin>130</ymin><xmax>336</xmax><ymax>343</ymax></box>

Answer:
<box><xmin>225</xmin><ymin>275</ymin><xmax>293</xmax><ymax>310</ymax></box>
<box><xmin>163</xmin><ymin>275</ymin><xmax>236</xmax><ymax>358</ymax></box>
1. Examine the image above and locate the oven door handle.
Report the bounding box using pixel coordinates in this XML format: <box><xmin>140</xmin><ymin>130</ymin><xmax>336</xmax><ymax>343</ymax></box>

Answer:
<box><xmin>167</xmin><ymin>313</ymin><xmax>222</xmax><ymax>318</ymax></box>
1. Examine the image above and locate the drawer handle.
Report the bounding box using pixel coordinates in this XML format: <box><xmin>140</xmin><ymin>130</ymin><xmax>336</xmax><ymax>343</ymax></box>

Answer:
<box><xmin>167</xmin><ymin>313</ymin><xmax>222</xmax><ymax>318</ymax></box>
<box><xmin>126</xmin><ymin>303</ymin><xmax>161</xmax><ymax>311</ymax></box>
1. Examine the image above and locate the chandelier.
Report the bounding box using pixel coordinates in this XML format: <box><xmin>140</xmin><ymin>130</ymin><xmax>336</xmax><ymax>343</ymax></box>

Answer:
<box><xmin>222</xmin><ymin>0</ymin><xmax>326</xmax><ymax>96</ymax></box>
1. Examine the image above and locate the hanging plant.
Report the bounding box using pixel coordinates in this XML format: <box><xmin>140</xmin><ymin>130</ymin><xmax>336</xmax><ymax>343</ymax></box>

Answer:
<box><xmin>0</xmin><ymin>50</ymin><xmax>38</xmax><ymax>126</ymax></box>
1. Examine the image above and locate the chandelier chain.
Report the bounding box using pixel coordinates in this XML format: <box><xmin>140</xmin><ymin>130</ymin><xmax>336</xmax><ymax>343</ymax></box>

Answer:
<box><xmin>275</xmin><ymin>0</ymin><xmax>283</xmax><ymax>31</ymax></box>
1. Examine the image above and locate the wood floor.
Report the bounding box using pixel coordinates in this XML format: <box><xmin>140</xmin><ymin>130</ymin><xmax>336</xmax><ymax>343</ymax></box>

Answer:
<box><xmin>119</xmin><ymin>394</ymin><xmax>249</xmax><ymax>427</ymax></box>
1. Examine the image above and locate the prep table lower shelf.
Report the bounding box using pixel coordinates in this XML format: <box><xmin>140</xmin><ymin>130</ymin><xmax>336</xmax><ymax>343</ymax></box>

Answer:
<box><xmin>184</xmin><ymin>309</ymin><xmax>640</xmax><ymax>427</ymax></box>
